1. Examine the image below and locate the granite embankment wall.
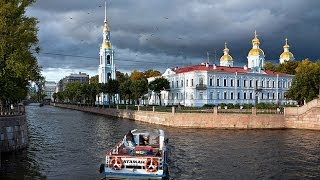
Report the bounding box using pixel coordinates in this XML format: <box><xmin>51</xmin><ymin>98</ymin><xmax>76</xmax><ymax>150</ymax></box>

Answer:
<box><xmin>284</xmin><ymin>98</ymin><xmax>320</xmax><ymax>130</ymax></box>
<box><xmin>0</xmin><ymin>115</ymin><xmax>28</xmax><ymax>153</ymax></box>
<box><xmin>54</xmin><ymin>103</ymin><xmax>286</xmax><ymax>129</ymax></box>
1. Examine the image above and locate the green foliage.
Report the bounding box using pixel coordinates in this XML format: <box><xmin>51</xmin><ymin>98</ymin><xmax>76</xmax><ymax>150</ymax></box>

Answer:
<box><xmin>89</xmin><ymin>75</ymin><xmax>99</xmax><ymax>84</ymax></box>
<box><xmin>0</xmin><ymin>0</ymin><xmax>42</xmax><ymax>104</ymax></box>
<box><xmin>148</xmin><ymin>77</ymin><xmax>170</xmax><ymax>106</ymax></box>
<box><xmin>286</xmin><ymin>59</ymin><xmax>320</xmax><ymax>105</ymax></box>
<box><xmin>131</xmin><ymin>79</ymin><xmax>148</xmax><ymax>105</ymax></box>
<box><xmin>263</xmin><ymin>60</ymin><xmax>298</xmax><ymax>75</ymax></box>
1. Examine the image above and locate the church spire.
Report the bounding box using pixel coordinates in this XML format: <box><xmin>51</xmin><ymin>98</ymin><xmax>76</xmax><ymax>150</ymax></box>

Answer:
<box><xmin>101</xmin><ymin>0</ymin><xmax>111</xmax><ymax>49</ymax></box>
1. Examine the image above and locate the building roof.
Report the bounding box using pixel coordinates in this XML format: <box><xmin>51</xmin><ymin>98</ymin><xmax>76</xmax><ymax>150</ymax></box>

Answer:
<box><xmin>173</xmin><ymin>64</ymin><xmax>291</xmax><ymax>76</ymax></box>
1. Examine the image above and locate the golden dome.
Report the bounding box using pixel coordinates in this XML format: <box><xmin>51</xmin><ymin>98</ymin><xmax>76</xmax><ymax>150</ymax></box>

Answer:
<box><xmin>248</xmin><ymin>48</ymin><xmax>264</xmax><ymax>56</ymax></box>
<box><xmin>220</xmin><ymin>54</ymin><xmax>233</xmax><ymax>61</ymax></box>
<box><xmin>280</xmin><ymin>51</ymin><xmax>294</xmax><ymax>59</ymax></box>
<box><xmin>220</xmin><ymin>42</ymin><xmax>233</xmax><ymax>61</ymax></box>
<box><xmin>101</xmin><ymin>41</ymin><xmax>112</xmax><ymax>49</ymax></box>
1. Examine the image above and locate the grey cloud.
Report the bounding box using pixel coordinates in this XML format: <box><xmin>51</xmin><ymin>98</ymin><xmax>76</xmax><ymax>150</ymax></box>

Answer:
<box><xmin>27</xmin><ymin>0</ymin><xmax>320</xmax><ymax>81</ymax></box>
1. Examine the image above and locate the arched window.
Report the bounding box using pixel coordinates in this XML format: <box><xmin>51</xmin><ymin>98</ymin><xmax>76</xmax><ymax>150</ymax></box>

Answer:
<box><xmin>199</xmin><ymin>78</ymin><xmax>203</xmax><ymax>85</ymax></box>
<box><xmin>107</xmin><ymin>55</ymin><xmax>110</xmax><ymax>64</ymax></box>
<box><xmin>107</xmin><ymin>73</ymin><xmax>111</xmax><ymax>80</ymax></box>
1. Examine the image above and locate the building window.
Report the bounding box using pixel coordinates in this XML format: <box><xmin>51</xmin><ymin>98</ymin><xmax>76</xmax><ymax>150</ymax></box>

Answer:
<box><xmin>244</xmin><ymin>80</ymin><xmax>247</xmax><ymax>87</ymax></box>
<box><xmin>181</xmin><ymin>93</ymin><xmax>183</xmax><ymax>99</ymax></box>
<box><xmin>210</xmin><ymin>92</ymin><xmax>213</xmax><ymax>99</ymax></box>
<box><xmin>224</xmin><ymin>79</ymin><xmax>227</xmax><ymax>87</ymax></box>
<box><xmin>262</xmin><ymin>81</ymin><xmax>264</xmax><ymax>87</ymax></box>
<box><xmin>231</xmin><ymin>79</ymin><xmax>234</xmax><ymax>87</ymax></box>
<box><xmin>181</xmin><ymin>80</ymin><xmax>183</xmax><ymax>87</ymax></box>
<box><xmin>199</xmin><ymin>92</ymin><xmax>203</xmax><ymax>100</ymax></box>
<box><xmin>237</xmin><ymin>92</ymin><xmax>240</xmax><ymax>99</ymax></box>
<box><xmin>171</xmin><ymin>93</ymin><xmax>174</xmax><ymax>100</ymax></box>
<box><xmin>278</xmin><ymin>93</ymin><xmax>281</xmax><ymax>99</ymax></box>
<box><xmin>273</xmin><ymin>81</ymin><xmax>275</xmax><ymax>88</ymax></box>
<box><xmin>249</xmin><ymin>80</ymin><xmax>252</xmax><ymax>87</ymax></box>
<box><xmin>244</xmin><ymin>92</ymin><xmax>247</xmax><ymax>99</ymax></box>
<box><xmin>272</xmin><ymin>93</ymin><xmax>275</xmax><ymax>99</ymax></box>
<box><xmin>278</xmin><ymin>81</ymin><xmax>281</xmax><ymax>88</ymax></box>
<box><xmin>283</xmin><ymin>81</ymin><xmax>286</xmax><ymax>88</ymax></box>
<box><xmin>172</xmin><ymin>81</ymin><xmax>174</xmax><ymax>88</ymax></box>
<box><xmin>176</xmin><ymin>81</ymin><xmax>178</xmax><ymax>88</ymax></box>
<box><xmin>209</xmin><ymin>78</ymin><xmax>213</xmax><ymax>86</ymax></box>
<box><xmin>231</xmin><ymin>92</ymin><xmax>234</xmax><ymax>99</ymax></box>
<box><xmin>217</xmin><ymin>79</ymin><xmax>220</xmax><ymax>86</ymax></box>
<box><xmin>267</xmin><ymin>81</ymin><xmax>270</xmax><ymax>88</ymax></box>
<box><xmin>186</xmin><ymin>79</ymin><xmax>189</xmax><ymax>87</ymax></box>
<box><xmin>237</xmin><ymin>79</ymin><xmax>240</xmax><ymax>87</ymax></box>
<box><xmin>199</xmin><ymin>78</ymin><xmax>204</xmax><ymax>84</ymax></box>
<box><xmin>256</xmin><ymin>80</ymin><xmax>258</xmax><ymax>87</ymax></box>
<box><xmin>224</xmin><ymin>92</ymin><xmax>227</xmax><ymax>99</ymax></box>
<box><xmin>261</xmin><ymin>93</ymin><xmax>264</xmax><ymax>99</ymax></box>
<box><xmin>217</xmin><ymin>92</ymin><xmax>220</xmax><ymax>99</ymax></box>
<box><xmin>191</xmin><ymin>79</ymin><xmax>194</xmax><ymax>86</ymax></box>
<box><xmin>249</xmin><ymin>93</ymin><xmax>252</xmax><ymax>99</ymax></box>
<box><xmin>267</xmin><ymin>93</ymin><xmax>270</xmax><ymax>99</ymax></box>
<box><xmin>191</xmin><ymin>93</ymin><xmax>194</xmax><ymax>99</ymax></box>
<box><xmin>107</xmin><ymin>55</ymin><xmax>110</xmax><ymax>64</ymax></box>
<box><xmin>107</xmin><ymin>73</ymin><xmax>111</xmax><ymax>80</ymax></box>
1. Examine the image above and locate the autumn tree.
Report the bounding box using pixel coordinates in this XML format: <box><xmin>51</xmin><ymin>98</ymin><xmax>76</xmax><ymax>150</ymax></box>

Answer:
<box><xmin>286</xmin><ymin>59</ymin><xmax>320</xmax><ymax>105</ymax></box>
<box><xmin>144</xmin><ymin>69</ymin><xmax>161</xmax><ymax>78</ymax></box>
<box><xmin>0</xmin><ymin>0</ymin><xmax>42</xmax><ymax>106</ymax></box>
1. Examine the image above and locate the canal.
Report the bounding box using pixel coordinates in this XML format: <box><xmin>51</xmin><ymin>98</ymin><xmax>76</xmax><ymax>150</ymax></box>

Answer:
<box><xmin>1</xmin><ymin>105</ymin><xmax>320</xmax><ymax>179</ymax></box>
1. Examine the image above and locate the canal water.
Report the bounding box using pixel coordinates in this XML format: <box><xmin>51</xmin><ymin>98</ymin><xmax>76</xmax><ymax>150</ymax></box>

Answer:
<box><xmin>1</xmin><ymin>106</ymin><xmax>320</xmax><ymax>179</ymax></box>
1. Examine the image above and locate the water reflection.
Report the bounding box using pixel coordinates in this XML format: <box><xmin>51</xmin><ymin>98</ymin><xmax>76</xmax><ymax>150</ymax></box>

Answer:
<box><xmin>1</xmin><ymin>106</ymin><xmax>320</xmax><ymax>179</ymax></box>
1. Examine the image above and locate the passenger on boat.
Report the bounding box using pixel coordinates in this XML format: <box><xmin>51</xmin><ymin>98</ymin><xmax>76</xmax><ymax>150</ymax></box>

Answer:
<box><xmin>141</xmin><ymin>135</ymin><xmax>149</xmax><ymax>146</ymax></box>
<box><xmin>125</xmin><ymin>131</ymin><xmax>135</xmax><ymax>148</ymax></box>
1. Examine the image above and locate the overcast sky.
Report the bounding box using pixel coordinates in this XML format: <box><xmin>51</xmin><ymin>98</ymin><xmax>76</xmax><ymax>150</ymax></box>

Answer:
<box><xmin>26</xmin><ymin>0</ymin><xmax>320</xmax><ymax>82</ymax></box>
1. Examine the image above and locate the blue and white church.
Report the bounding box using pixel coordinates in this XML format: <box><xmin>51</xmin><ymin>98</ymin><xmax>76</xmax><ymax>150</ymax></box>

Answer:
<box><xmin>97</xmin><ymin>2</ymin><xmax>117</xmax><ymax>104</ymax></box>
<box><xmin>148</xmin><ymin>31</ymin><xmax>296</xmax><ymax>107</ymax></box>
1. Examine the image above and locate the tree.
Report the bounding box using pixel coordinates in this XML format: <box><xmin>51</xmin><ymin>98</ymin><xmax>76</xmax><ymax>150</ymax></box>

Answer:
<box><xmin>130</xmin><ymin>70</ymin><xmax>145</xmax><ymax>81</ymax></box>
<box><xmin>263</xmin><ymin>62</ymin><xmax>277</xmax><ymax>72</ymax></box>
<box><xmin>119</xmin><ymin>79</ymin><xmax>132</xmax><ymax>104</ymax></box>
<box><xmin>89</xmin><ymin>75</ymin><xmax>99</xmax><ymax>84</ymax></box>
<box><xmin>131</xmin><ymin>79</ymin><xmax>148</xmax><ymax>105</ymax></box>
<box><xmin>286</xmin><ymin>59</ymin><xmax>320</xmax><ymax>105</ymax></box>
<box><xmin>64</xmin><ymin>82</ymin><xmax>82</xmax><ymax>103</ymax></box>
<box><xmin>263</xmin><ymin>60</ymin><xmax>298</xmax><ymax>75</ymax></box>
<box><xmin>144</xmin><ymin>69</ymin><xmax>161</xmax><ymax>78</ymax></box>
<box><xmin>148</xmin><ymin>77</ymin><xmax>170</xmax><ymax>106</ymax></box>
<box><xmin>105</xmin><ymin>79</ymin><xmax>119</xmax><ymax>105</ymax></box>
<box><xmin>0</xmin><ymin>0</ymin><xmax>42</xmax><ymax>106</ymax></box>
<box><xmin>52</xmin><ymin>92</ymin><xmax>57</xmax><ymax>102</ymax></box>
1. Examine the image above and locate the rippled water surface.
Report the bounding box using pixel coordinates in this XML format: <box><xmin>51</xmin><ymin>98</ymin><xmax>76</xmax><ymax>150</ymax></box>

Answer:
<box><xmin>1</xmin><ymin>106</ymin><xmax>320</xmax><ymax>179</ymax></box>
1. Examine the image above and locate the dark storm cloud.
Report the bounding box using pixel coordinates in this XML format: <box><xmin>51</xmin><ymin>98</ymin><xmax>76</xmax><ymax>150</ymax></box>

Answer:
<box><xmin>27</xmin><ymin>0</ymin><xmax>320</xmax><ymax>81</ymax></box>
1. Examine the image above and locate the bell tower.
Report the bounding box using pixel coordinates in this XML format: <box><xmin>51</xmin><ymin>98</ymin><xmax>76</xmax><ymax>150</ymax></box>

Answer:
<box><xmin>98</xmin><ymin>1</ymin><xmax>115</xmax><ymax>83</ymax></box>
<box><xmin>97</xmin><ymin>1</ymin><xmax>116</xmax><ymax>104</ymax></box>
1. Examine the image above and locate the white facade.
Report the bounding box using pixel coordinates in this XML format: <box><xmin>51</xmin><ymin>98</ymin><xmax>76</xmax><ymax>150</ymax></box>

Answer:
<box><xmin>44</xmin><ymin>81</ymin><xmax>57</xmax><ymax>102</ymax></box>
<box><xmin>147</xmin><ymin>31</ymin><xmax>296</xmax><ymax>107</ymax></box>
<box><xmin>156</xmin><ymin>64</ymin><xmax>294</xmax><ymax>107</ymax></box>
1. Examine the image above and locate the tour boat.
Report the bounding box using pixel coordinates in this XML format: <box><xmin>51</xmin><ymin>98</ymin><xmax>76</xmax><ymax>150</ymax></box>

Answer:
<box><xmin>99</xmin><ymin>129</ymin><xmax>169</xmax><ymax>179</ymax></box>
